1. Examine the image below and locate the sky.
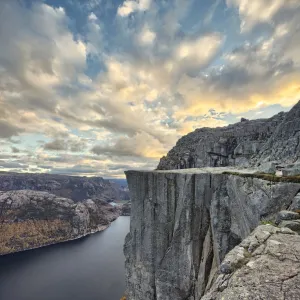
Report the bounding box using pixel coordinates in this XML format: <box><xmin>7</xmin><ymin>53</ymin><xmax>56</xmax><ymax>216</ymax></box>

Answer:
<box><xmin>0</xmin><ymin>0</ymin><xmax>300</xmax><ymax>178</ymax></box>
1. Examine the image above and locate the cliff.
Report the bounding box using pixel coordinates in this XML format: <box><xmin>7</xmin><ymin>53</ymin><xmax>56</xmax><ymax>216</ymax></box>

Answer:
<box><xmin>0</xmin><ymin>190</ymin><xmax>120</xmax><ymax>255</ymax></box>
<box><xmin>124</xmin><ymin>168</ymin><xmax>300</xmax><ymax>300</ymax></box>
<box><xmin>157</xmin><ymin>101</ymin><xmax>300</xmax><ymax>170</ymax></box>
<box><xmin>0</xmin><ymin>172</ymin><xmax>129</xmax><ymax>202</ymax></box>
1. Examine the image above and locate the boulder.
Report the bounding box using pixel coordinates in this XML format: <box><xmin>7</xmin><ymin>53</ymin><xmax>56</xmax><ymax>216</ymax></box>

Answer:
<box><xmin>282</xmin><ymin>164</ymin><xmax>300</xmax><ymax>176</ymax></box>
<box><xmin>257</xmin><ymin>162</ymin><xmax>276</xmax><ymax>174</ymax></box>
<box><xmin>275</xmin><ymin>210</ymin><xmax>300</xmax><ymax>224</ymax></box>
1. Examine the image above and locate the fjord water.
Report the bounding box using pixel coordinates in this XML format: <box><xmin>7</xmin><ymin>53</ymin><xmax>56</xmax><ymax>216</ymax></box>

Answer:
<box><xmin>0</xmin><ymin>216</ymin><xmax>130</xmax><ymax>300</ymax></box>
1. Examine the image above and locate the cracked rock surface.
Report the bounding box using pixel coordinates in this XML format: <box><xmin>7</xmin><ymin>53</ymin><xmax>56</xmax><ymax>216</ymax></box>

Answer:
<box><xmin>124</xmin><ymin>169</ymin><xmax>300</xmax><ymax>300</ymax></box>
<box><xmin>202</xmin><ymin>225</ymin><xmax>300</xmax><ymax>300</ymax></box>
<box><xmin>157</xmin><ymin>101</ymin><xmax>300</xmax><ymax>170</ymax></box>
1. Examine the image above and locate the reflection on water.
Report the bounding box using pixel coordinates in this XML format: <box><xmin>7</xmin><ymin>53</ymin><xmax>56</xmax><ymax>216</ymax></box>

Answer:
<box><xmin>0</xmin><ymin>216</ymin><xmax>130</xmax><ymax>300</ymax></box>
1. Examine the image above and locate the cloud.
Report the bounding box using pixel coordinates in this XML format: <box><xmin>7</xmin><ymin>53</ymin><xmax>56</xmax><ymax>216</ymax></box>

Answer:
<box><xmin>0</xmin><ymin>120</ymin><xmax>23</xmax><ymax>138</ymax></box>
<box><xmin>11</xmin><ymin>147</ymin><xmax>20</xmax><ymax>153</ymax></box>
<box><xmin>44</xmin><ymin>139</ymin><xmax>68</xmax><ymax>151</ymax></box>
<box><xmin>0</xmin><ymin>1</ymin><xmax>87</xmax><ymax>115</ymax></box>
<box><xmin>1</xmin><ymin>0</ymin><xmax>300</xmax><ymax>178</ymax></box>
<box><xmin>138</xmin><ymin>26</ymin><xmax>156</xmax><ymax>45</ymax></box>
<box><xmin>117</xmin><ymin>0</ymin><xmax>151</xmax><ymax>17</ymax></box>
<box><xmin>173</xmin><ymin>33</ymin><xmax>223</xmax><ymax>75</ymax></box>
<box><xmin>44</xmin><ymin>138</ymin><xmax>87</xmax><ymax>152</ymax></box>
<box><xmin>0</xmin><ymin>161</ymin><xmax>28</xmax><ymax>169</ymax></box>
<box><xmin>91</xmin><ymin>132</ymin><xmax>168</xmax><ymax>159</ymax></box>
<box><xmin>227</xmin><ymin>0</ymin><xmax>300</xmax><ymax>32</ymax></box>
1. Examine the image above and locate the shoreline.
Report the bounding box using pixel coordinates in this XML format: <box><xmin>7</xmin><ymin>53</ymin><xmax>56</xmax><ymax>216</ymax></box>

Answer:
<box><xmin>0</xmin><ymin>218</ymin><xmax>121</xmax><ymax>257</ymax></box>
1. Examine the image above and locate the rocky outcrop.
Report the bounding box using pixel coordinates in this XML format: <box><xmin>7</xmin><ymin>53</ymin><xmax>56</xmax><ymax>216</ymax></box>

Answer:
<box><xmin>124</xmin><ymin>168</ymin><xmax>300</xmax><ymax>300</ymax></box>
<box><xmin>201</xmin><ymin>225</ymin><xmax>300</xmax><ymax>300</ymax></box>
<box><xmin>0</xmin><ymin>190</ymin><xmax>119</xmax><ymax>255</ymax></box>
<box><xmin>0</xmin><ymin>172</ymin><xmax>129</xmax><ymax>202</ymax></box>
<box><xmin>121</xmin><ymin>202</ymin><xmax>131</xmax><ymax>216</ymax></box>
<box><xmin>157</xmin><ymin>101</ymin><xmax>300</xmax><ymax>170</ymax></box>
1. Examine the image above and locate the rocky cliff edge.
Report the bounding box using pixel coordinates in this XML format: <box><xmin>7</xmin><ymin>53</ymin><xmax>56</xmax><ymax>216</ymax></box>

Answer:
<box><xmin>124</xmin><ymin>168</ymin><xmax>300</xmax><ymax>300</ymax></box>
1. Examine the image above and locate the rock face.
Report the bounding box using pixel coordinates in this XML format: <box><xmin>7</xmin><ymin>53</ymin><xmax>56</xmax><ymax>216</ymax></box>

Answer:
<box><xmin>157</xmin><ymin>101</ymin><xmax>300</xmax><ymax>170</ymax></box>
<box><xmin>0</xmin><ymin>190</ymin><xmax>119</xmax><ymax>255</ymax></box>
<box><xmin>201</xmin><ymin>225</ymin><xmax>300</xmax><ymax>300</ymax></box>
<box><xmin>0</xmin><ymin>172</ymin><xmax>129</xmax><ymax>202</ymax></box>
<box><xmin>121</xmin><ymin>202</ymin><xmax>131</xmax><ymax>216</ymax></box>
<box><xmin>124</xmin><ymin>169</ymin><xmax>300</xmax><ymax>300</ymax></box>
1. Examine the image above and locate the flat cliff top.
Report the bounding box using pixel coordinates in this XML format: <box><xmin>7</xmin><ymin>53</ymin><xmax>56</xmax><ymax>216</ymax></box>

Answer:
<box><xmin>126</xmin><ymin>167</ymin><xmax>259</xmax><ymax>175</ymax></box>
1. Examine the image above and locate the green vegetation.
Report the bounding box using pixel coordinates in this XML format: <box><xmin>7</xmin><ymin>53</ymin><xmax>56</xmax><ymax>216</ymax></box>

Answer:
<box><xmin>260</xmin><ymin>220</ymin><xmax>277</xmax><ymax>226</ymax></box>
<box><xmin>222</xmin><ymin>171</ymin><xmax>300</xmax><ymax>183</ymax></box>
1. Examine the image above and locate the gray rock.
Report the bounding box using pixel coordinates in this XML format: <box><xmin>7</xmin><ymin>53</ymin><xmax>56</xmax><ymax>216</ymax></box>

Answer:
<box><xmin>157</xmin><ymin>101</ymin><xmax>300</xmax><ymax>170</ymax></box>
<box><xmin>279</xmin><ymin>220</ymin><xmax>300</xmax><ymax>233</ymax></box>
<box><xmin>282</xmin><ymin>164</ymin><xmax>300</xmax><ymax>176</ymax></box>
<box><xmin>202</xmin><ymin>225</ymin><xmax>300</xmax><ymax>300</ymax></box>
<box><xmin>121</xmin><ymin>202</ymin><xmax>131</xmax><ymax>216</ymax></box>
<box><xmin>257</xmin><ymin>162</ymin><xmax>276</xmax><ymax>174</ymax></box>
<box><xmin>276</xmin><ymin>210</ymin><xmax>300</xmax><ymax>224</ymax></box>
<box><xmin>289</xmin><ymin>191</ymin><xmax>300</xmax><ymax>211</ymax></box>
<box><xmin>124</xmin><ymin>169</ymin><xmax>300</xmax><ymax>300</ymax></box>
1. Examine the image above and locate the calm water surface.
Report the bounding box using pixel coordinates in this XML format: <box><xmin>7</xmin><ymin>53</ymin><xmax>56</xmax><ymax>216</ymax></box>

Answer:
<box><xmin>0</xmin><ymin>216</ymin><xmax>130</xmax><ymax>300</ymax></box>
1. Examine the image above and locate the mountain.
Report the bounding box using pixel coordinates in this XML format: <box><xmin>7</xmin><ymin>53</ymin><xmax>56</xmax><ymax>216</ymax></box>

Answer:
<box><xmin>0</xmin><ymin>190</ymin><xmax>119</xmax><ymax>255</ymax></box>
<box><xmin>124</xmin><ymin>101</ymin><xmax>300</xmax><ymax>299</ymax></box>
<box><xmin>158</xmin><ymin>101</ymin><xmax>300</xmax><ymax>170</ymax></box>
<box><xmin>0</xmin><ymin>172</ymin><xmax>130</xmax><ymax>255</ymax></box>
<box><xmin>0</xmin><ymin>172</ymin><xmax>129</xmax><ymax>202</ymax></box>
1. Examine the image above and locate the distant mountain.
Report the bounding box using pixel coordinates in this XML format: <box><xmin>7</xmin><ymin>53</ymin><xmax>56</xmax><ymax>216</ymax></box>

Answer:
<box><xmin>0</xmin><ymin>172</ymin><xmax>129</xmax><ymax>202</ymax></box>
<box><xmin>109</xmin><ymin>178</ymin><xmax>128</xmax><ymax>188</ymax></box>
<box><xmin>0</xmin><ymin>190</ymin><xmax>120</xmax><ymax>255</ymax></box>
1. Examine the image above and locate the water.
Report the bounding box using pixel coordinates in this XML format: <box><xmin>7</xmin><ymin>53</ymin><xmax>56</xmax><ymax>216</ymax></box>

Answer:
<box><xmin>0</xmin><ymin>216</ymin><xmax>130</xmax><ymax>300</ymax></box>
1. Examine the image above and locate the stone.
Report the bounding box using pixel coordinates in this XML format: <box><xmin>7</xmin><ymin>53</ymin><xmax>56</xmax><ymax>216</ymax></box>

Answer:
<box><xmin>202</xmin><ymin>225</ymin><xmax>300</xmax><ymax>300</ymax></box>
<box><xmin>282</xmin><ymin>165</ymin><xmax>300</xmax><ymax>176</ymax></box>
<box><xmin>279</xmin><ymin>220</ymin><xmax>300</xmax><ymax>233</ymax></box>
<box><xmin>121</xmin><ymin>202</ymin><xmax>131</xmax><ymax>216</ymax></box>
<box><xmin>275</xmin><ymin>210</ymin><xmax>300</xmax><ymax>224</ymax></box>
<box><xmin>257</xmin><ymin>162</ymin><xmax>276</xmax><ymax>174</ymax></box>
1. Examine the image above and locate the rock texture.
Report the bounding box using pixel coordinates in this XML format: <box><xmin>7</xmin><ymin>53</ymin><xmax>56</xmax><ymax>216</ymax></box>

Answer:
<box><xmin>202</xmin><ymin>225</ymin><xmax>300</xmax><ymax>300</ymax></box>
<box><xmin>157</xmin><ymin>101</ymin><xmax>300</xmax><ymax>170</ymax></box>
<box><xmin>0</xmin><ymin>172</ymin><xmax>129</xmax><ymax>202</ymax></box>
<box><xmin>0</xmin><ymin>190</ymin><xmax>119</xmax><ymax>255</ymax></box>
<box><xmin>124</xmin><ymin>169</ymin><xmax>300</xmax><ymax>300</ymax></box>
<box><xmin>121</xmin><ymin>202</ymin><xmax>131</xmax><ymax>216</ymax></box>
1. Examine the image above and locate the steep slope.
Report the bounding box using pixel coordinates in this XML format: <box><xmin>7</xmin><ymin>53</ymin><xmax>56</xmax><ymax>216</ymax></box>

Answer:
<box><xmin>0</xmin><ymin>172</ymin><xmax>129</xmax><ymax>202</ymax></box>
<box><xmin>256</xmin><ymin>100</ymin><xmax>300</xmax><ymax>164</ymax></box>
<box><xmin>0</xmin><ymin>190</ymin><xmax>119</xmax><ymax>255</ymax></box>
<box><xmin>124</xmin><ymin>169</ymin><xmax>300</xmax><ymax>300</ymax></box>
<box><xmin>157</xmin><ymin>101</ymin><xmax>300</xmax><ymax>170</ymax></box>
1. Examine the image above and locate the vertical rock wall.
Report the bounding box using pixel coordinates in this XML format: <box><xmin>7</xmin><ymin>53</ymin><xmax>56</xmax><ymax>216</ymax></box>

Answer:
<box><xmin>124</xmin><ymin>170</ymin><xmax>300</xmax><ymax>300</ymax></box>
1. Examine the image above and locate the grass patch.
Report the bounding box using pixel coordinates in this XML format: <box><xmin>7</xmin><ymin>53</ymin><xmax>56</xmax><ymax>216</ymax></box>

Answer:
<box><xmin>222</xmin><ymin>171</ymin><xmax>300</xmax><ymax>183</ymax></box>
<box><xmin>260</xmin><ymin>220</ymin><xmax>277</xmax><ymax>226</ymax></box>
